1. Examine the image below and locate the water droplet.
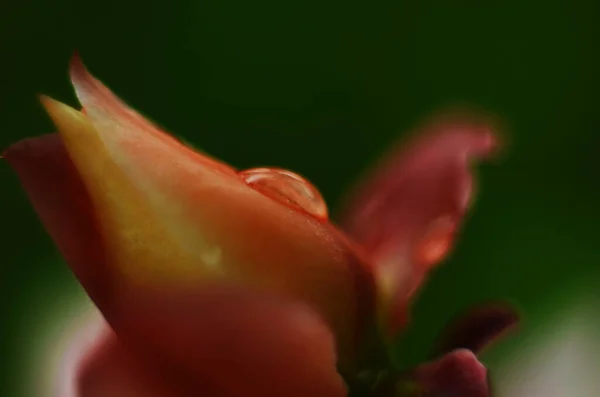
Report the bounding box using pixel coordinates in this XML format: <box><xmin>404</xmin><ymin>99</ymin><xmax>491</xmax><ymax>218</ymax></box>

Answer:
<box><xmin>239</xmin><ymin>167</ymin><xmax>328</xmax><ymax>220</ymax></box>
<box><xmin>414</xmin><ymin>217</ymin><xmax>456</xmax><ymax>269</ymax></box>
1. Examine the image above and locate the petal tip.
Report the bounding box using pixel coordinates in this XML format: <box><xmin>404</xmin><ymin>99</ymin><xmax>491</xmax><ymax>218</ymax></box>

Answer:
<box><xmin>416</xmin><ymin>105</ymin><xmax>508</xmax><ymax>160</ymax></box>
<box><xmin>68</xmin><ymin>52</ymin><xmax>105</xmax><ymax>111</ymax></box>
<box><xmin>39</xmin><ymin>95</ymin><xmax>84</xmax><ymax>131</ymax></box>
<box><xmin>69</xmin><ymin>51</ymin><xmax>87</xmax><ymax>81</ymax></box>
<box><xmin>38</xmin><ymin>93</ymin><xmax>57</xmax><ymax>108</ymax></box>
<box><xmin>2</xmin><ymin>133</ymin><xmax>53</xmax><ymax>165</ymax></box>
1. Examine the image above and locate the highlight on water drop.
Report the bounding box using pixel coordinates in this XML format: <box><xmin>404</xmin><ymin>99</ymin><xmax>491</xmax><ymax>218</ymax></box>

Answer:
<box><xmin>239</xmin><ymin>167</ymin><xmax>329</xmax><ymax>221</ymax></box>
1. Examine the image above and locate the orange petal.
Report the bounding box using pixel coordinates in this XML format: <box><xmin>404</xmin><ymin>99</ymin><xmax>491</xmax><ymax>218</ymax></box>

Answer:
<box><xmin>7</xmin><ymin>55</ymin><xmax>377</xmax><ymax>366</ymax></box>
<box><xmin>339</xmin><ymin>112</ymin><xmax>499</xmax><ymax>335</ymax></box>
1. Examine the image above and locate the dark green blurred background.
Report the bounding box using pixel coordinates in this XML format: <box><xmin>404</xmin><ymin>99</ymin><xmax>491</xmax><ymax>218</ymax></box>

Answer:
<box><xmin>1</xmin><ymin>0</ymin><xmax>599</xmax><ymax>396</ymax></box>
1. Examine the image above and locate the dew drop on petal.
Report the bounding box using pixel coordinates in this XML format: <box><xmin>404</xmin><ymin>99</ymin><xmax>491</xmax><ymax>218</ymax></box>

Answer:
<box><xmin>414</xmin><ymin>217</ymin><xmax>456</xmax><ymax>269</ymax></box>
<box><xmin>239</xmin><ymin>167</ymin><xmax>328</xmax><ymax>220</ymax></box>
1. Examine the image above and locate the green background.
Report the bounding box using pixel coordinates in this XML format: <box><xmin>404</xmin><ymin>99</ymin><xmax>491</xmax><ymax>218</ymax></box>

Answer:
<box><xmin>1</xmin><ymin>0</ymin><xmax>599</xmax><ymax>395</ymax></box>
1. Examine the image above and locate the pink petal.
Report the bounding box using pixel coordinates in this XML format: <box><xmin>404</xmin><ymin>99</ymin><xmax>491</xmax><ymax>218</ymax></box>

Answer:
<box><xmin>414</xmin><ymin>349</ymin><xmax>490</xmax><ymax>397</ymax></box>
<box><xmin>339</xmin><ymin>113</ymin><xmax>498</xmax><ymax>334</ymax></box>
<box><xmin>361</xmin><ymin>349</ymin><xmax>489</xmax><ymax>397</ymax></box>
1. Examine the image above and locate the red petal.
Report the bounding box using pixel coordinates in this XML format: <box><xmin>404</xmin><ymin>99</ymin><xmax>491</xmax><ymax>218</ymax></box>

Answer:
<box><xmin>44</xmin><ymin>307</ymin><xmax>201</xmax><ymax>397</ymax></box>
<box><xmin>109</xmin><ymin>286</ymin><xmax>347</xmax><ymax>397</ymax></box>
<box><xmin>77</xmin><ymin>328</ymin><xmax>163</xmax><ymax>397</ymax></box>
<box><xmin>77</xmin><ymin>329</ymin><xmax>206</xmax><ymax>397</ymax></box>
<box><xmin>339</xmin><ymin>113</ymin><xmax>499</xmax><ymax>334</ymax></box>
<box><xmin>3</xmin><ymin>134</ymin><xmax>109</xmax><ymax>305</ymax></box>
<box><xmin>73</xmin><ymin>291</ymin><xmax>346</xmax><ymax>397</ymax></box>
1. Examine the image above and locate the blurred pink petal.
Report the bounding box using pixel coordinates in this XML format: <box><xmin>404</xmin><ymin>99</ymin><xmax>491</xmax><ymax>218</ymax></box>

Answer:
<box><xmin>363</xmin><ymin>349</ymin><xmax>489</xmax><ymax>397</ymax></box>
<box><xmin>340</xmin><ymin>114</ymin><xmax>498</xmax><ymax>334</ymax></box>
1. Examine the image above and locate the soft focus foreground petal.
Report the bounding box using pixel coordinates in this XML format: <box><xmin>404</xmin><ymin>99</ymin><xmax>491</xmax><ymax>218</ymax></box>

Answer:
<box><xmin>76</xmin><ymin>323</ymin><xmax>185</xmax><ymax>397</ymax></box>
<box><xmin>431</xmin><ymin>302</ymin><xmax>519</xmax><ymax>357</ymax></box>
<box><xmin>339</xmin><ymin>114</ymin><xmax>498</xmax><ymax>335</ymax></box>
<box><xmin>368</xmin><ymin>349</ymin><xmax>489</xmax><ymax>397</ymax></box>
<box><xmin>3</xmin><ymin>134</ymin><xmax>108</xmax><ymax>305</ymax></box>
<box><xmin>77</xmin><ymin>327</ymin><xmax>221</xmax><ymax>397</ymax></box>
<box><xmin>79</xmin><ymin>287</ymin><xmax>347</xmax><ymax>397</ymax></box>
<box><xmin>47</xmin><ymin>307</ymin><xmax>208</xmax><ymax>397</ymax></box>
<box><xmin>15</xmin><ymin>56</ymin><xmax>375</xmax><ymax>365</ymax></box>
